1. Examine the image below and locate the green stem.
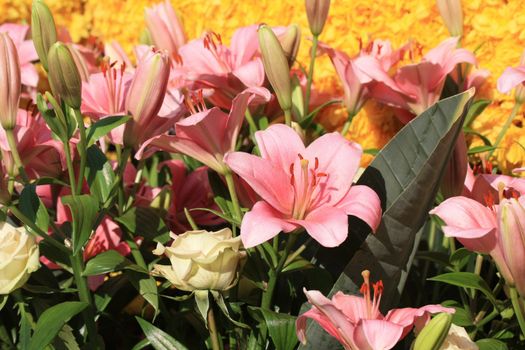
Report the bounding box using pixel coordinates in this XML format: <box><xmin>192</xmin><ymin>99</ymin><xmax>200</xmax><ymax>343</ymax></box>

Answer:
<box><xmin>125</xmin><ymin>158</ymin><xmax>145</xmax><ymax>210</ymax></box>
<box><xmin>223</xmin><ymin>169</ymin><xmax>242</xmax><ymax>225</ymax></box>
<box><xmin>245</xmin><ymin>109</ymin><xmax>258</xmax><ymax>137</ymax></box>
<box><xmin>5</xmin><ymin>129</ymin><xmax>29</xmax><ymax>183</ymax></box>
<box><xmin>207</xmin><ymin>306</ymin><xmax>221</xmax><ymax>350</ymax></box>
<box><xmin>9</xmin><ymin>205</ymin><xmax>68</xmax><ymax>254</ymax></box>
<box><xmin>488</xmin><ymin>102</ymin><xmax>522</xmax><ymax>159</ymax></box>
<box><xmin>116</xmin><ymin>146</ymin><xmax>131</xmax><ymax>215</ymax></box>
<box><xmin>73</xmin><ymin>109</ymin><xmax>88</xmax><ymax>195</ymax></box>
<box><xmin>511</xmin><ymin>287</ymin><xmax>525</xmax><ymax>337</ymax></box>
<box><xmin>304</xmin><ymin>34</ymin><xmax>319</xmax><ymax>113</ymax></box>
<box><xmin>341</xmin><ymin>111</ymin><xmax>357</xmax><ymax>136</ymax></box>
<box><xmin>63</xmin><ymin>141</ymin><xmax>77</xmax><ymax>195</ymax></box>
<box><xmin>284</xmin><ymin>237</ymin><xmax>312</xmax><ymax>266</ymax></box>
<box><xmin>284</xmin><ymin>108</ymin><xmax>292</xmax><ymax>126</ymax></box>
<box><xmin>475</xmin><ymin>308</ymin><xmax>499</xmax><ymax>329</ymax></box>
<box><xmin>261</xmin><ymin>234</ymin><xmax>298</xmax><ymax>310</ymax></box>
<box><xmin>70</xmin><ymin>253</ymin><xmax>98</xmax><ymax>346</ymax></box>
<box><xmin>184</xmin><ymin>208</ymin><xmax>198</xmax><ymax>230</ymax></box>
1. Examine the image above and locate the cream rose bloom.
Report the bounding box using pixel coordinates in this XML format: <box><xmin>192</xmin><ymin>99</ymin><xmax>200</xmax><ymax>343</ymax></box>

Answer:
<box><xmin>439</xmin><ymin>324</ymin><xmax>479</xmax><ymax>350</ymax></box>
<box><xmin>152</xmin><ymin>228</ymin><xmax>243</xmax><ymax>291</ymax></box>
<box><xmin>0</xmin><ymin>222</ymin><xmax>40</xmax><ymax>294</ymax></box>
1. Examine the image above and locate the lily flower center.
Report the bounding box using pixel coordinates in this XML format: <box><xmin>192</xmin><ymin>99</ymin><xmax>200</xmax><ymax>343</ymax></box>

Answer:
<box><xmin>359</xmin><ymin>270</ymin><xmax>383</xmax><ymax>319</ymax></box>
<box><xmin>289</xmin><ymin>154</ymin><xmax>327</xmax><ymax>220</ymax></box>
<box><xmin>183</xmin><ymin>90</ymin><xmax>207</xmax><ymax>115</ymax></box>
<box><xmin>100</xmin><ymin>59</ymin><xmax>127</xmax><ymax>115</ymax></box>
<box><xmin>203</xmin><ymin>31</ymin><xmax>230</xmax><ymax>73</ymax></box>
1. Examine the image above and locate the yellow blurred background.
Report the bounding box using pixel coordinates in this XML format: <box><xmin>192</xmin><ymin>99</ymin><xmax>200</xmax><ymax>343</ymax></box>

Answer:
<box><xmin>2</xmin><ymin>0</ymin><xmax>525</xmax><ymax>169</ymax></box>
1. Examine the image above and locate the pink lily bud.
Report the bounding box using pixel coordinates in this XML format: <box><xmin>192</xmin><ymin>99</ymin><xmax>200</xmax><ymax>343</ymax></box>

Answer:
<box><xmin>305</xmin><ymin>0</ymin><xmax>331</xmax><ymax>36</ymax></box>
<box><xmin>145</xmin><ymin>0</ymin><xmax>186</xmax><ymax>55</ymax></box>
<box><xmin>280</xmin><ymin>24</ymin><xmax>301</xmax><ymax>66</ymax></box>
<box><xmin>124</xmin><ymin>49</ymin><xmax>170</xmax><ymax>147</ymax></box>
<box><xmin>47</xmin><ymin>42</ymin><xmax>82</xmax><ymax>109</ymax></box>
<box><xmin>258</xmin><ymin>24</ymin><xmax>292</xmax><ymax>112</ymax></box>
<box><xmin>436</xmin><ymin>0</ymin><xmax>464</xmax><ymax>37</ymax></box>
<box><xmin>31</xmin><ymin>0</ymin><xmax>57</xmax><ymax>71</ymax></box>
<box><xmin>499</xmin><ymin>196</ymin><xmax>525</xmax><ymax>297</ymax></box>
<box><xmin>0</xmin><ymin>33</ymin><xmax>21</xmax><ymax>130</ymax></box>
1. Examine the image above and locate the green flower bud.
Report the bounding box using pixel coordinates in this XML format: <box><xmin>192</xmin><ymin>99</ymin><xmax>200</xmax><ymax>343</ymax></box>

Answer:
<box><xmin>31</xmin><ymin>0</ymin><xmax>57</xmax><ymax>71</ymax></box>
<box><xmin>280</xmin><ymin>24</ymin><xmax>301</xmax><ymax>66</ymax></box>
<box><xmin>258</xmin><ymin>24</ymin><xmax>292</xmax><ymax>112</ymax></box>
<box><xmin>305</xmin><ymin>0</ymin><xmax>331</xmax><ymax>36</ymax></box>
<box><xmin>47</xmin><ymin>42</ymin><xmax>82</xmax><ymax>109</ymax></box>
<box><xmin>414</xmin><ymin>313</ymin><xmax>453</xmax><ymax>350</ymax></box>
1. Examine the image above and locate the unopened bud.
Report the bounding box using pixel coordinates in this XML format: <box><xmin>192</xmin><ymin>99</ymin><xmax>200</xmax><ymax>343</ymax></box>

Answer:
<box><xmin>66</xmin><ymin>43</ymin><xmax>90</xmax><ymax>82</ymax></box>
<box><xmin>0</xmin><ymin>33</ymin><xmax>21</xmax><ymax>130</ymax></box>
<box><xmin>516</xmin><ymin>50</ymin><xmax>525</xmax><ymax>104</ymax></box>
<box><xmin>413</xmin><ymin>313</ymin><xmax>452</xmax><ymax>350</ymax></box>
<box><xmin>436</xmin><ymin>0</ymin><xmax>464</xmax><ymax>37</ymax></box>
<box><xmin>31</xmin><ymin>0</ymin><xmax>57</xmax><ymax>71</ymax></box>
<box><xmin>47</xmin><ymin>42</ymin><xmax>82</xmax><ymax>109</ymax></box>
<box><xmin>305</xmin><ymin>0</ymin><xmax>331</xmax><ymax>36</ymax></box>
<box><xmin>258</xmin><ymin>24</ymin><xmax>292</xmax><ymax>112</ymax></box>
<box><xmin>280</xmin><ymin>24</ymin><xmax>301</xmax><ymax>66</ymax></box>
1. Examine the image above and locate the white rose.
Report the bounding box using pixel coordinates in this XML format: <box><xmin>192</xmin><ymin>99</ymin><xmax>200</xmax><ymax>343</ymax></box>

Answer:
<box><xmin>152</xmin><ymin>228</ymin><xmax>243</xmax><ymax>291</ymax></box>
<box><xmin>0</xmin><ymin>222</ymin><xmax>40</xmax><ymax>294</ymax></box>
<box><xmin>439</xmin><ymin>324</ymin><xmax>479</xmax><ymax>350</ymax></box>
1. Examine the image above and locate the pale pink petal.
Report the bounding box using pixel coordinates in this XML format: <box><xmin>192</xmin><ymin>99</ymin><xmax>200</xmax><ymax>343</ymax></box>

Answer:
<box><xmin>353</xmin><ymin>319</ymin><xmax>404</xmax><ymax>350</ymax></box>
<box><xmin>232</xmin><ymin>58</ymin><xmax>266</xmax><ymax>88</ymax></box>
<box><xmin>240</xmin><ymin>201</ymin><xmax>297</xmax><ymax>248</ymax></box>
<box><xmin>290</xmin><ymin>206</ymin><xmax>349</xmax><ymax>247</ymax></box>
<box><xmin>498</xmin><ymin>66</ymin><xmax>525</xmax><ymax>93</ymax></box>
<box><xmin>337</xmin><ymin>185</ymin><xmax>382</xmax><ymax>232</ymax></box>
<box><xmin>20</xmin><ymin>65</ymin><xmax>39</xmax><ymax>87</ymax></box>
<box><xmin>331</xmin><ymin>293</ymin><xmax>371</xmax><ymax>323</ymax></box>
<box><xmin>255</xmin><ymin>124</ymin><xmax>305</xmax><ymax>171</ymax></box>
<box><xmin>224</xmin><ymin>151</ymin><xmax>294</xmax><ymax>214</ymax></box>
<box><xmin>176</xmin><ymin>108</ymin><xmax>228</xmax><ymax>155</ymax></box>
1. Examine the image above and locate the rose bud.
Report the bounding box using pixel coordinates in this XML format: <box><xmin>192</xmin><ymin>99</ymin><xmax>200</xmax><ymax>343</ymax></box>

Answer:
<box><xmin>152</xmin><ymin>228</ymin><xmax>243</xmax><ymax>291</ymax></box>
<box><xmin>31</xmin><ymin>0</ymin><xmax>57</xmax><ymax>71</ymax></box>
<box><xmin>0</xmin><ymin>33</ymin><xmax>21</xmax><ymax>130</ymax></box>
<box><xmin>280</xmin><ymin>24</ymin><xmax>301</xmax><ymax>66</ymax></box>
<box><xmin>258</xmin><ymin>24</ymin><xmax>292</xmax><ymax>113</ymax></box>
<box><xmin>47</xmin><ymin>42</ymin><xmax>82</xmax><ymax>109</ymax></box>
<box><xmin>0</xmin><ymin>222</ymin><xmax>40</xmax><ymax>294</ymax></box>
<box><xmin>305</xmin><ymin>0</ymin><xmax>331</xmax><ymax>36</ymax></box>
<box><xmin>436</xmin><ymin>0</ymin><xmax>464</xmax><ymax>37</ymax></box>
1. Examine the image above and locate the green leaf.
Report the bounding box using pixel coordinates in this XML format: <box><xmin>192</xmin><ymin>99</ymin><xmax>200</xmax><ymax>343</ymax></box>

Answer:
<box><xmin>429</xmin><ymin>272</ymin><xmax>498</xmax><ymax>307</ymax></box>
<box><xmin>86</xmin><ymin>115</ymin><xmax>130</xmax><ymax>147</ymax></box>
<box><xmin>85</xmin><ymin>145</ymin><xmax>116</xmax><ymax>204</ymax></box>
<box><xmin>291</xmin><ymin>74</ymin><xmax>305</xmax><ymax>121</ymax></box>
<box><xmin>19</xmin><ymin>184</ymin><xmax>50</xmax><ymax>234</ymax></box>
<box><xmin>194</xmin><ymin>290</ymin><xmax>210</xmax><ymax>327</ymax></box>
<box><xmin>126</xmin><ymin>270</ymin><xmax>159</xmax><ymax>313</ymax></box>
<box><xmin>210</xmin><ymin>291</ymin><xmax>250</xmax><ymax>329</ymax></box>
<box><xmin>61</xmin><ymin>195</ymin><xmax>99</xmax><ymax>255</ymax></box>
<box><xmin>464</xmin><ymin>98</ymin><xmax>491</xmax><ymax>127</ymax></box>
<box><xmin>135</xmin><ymin>317</ymin><xmax>189</xmax><ymax>350</ymax></box>
<box><xmin>116</xmin><ymin>207</ymin><xmax>170</xmax><ymax>244</ymax></box>
<box><xmin>468</xmin><ymin>145</ymin><xmax>495</xmax><ymax>155</ymax></box>
<box><xmin>83</xmin><ymin>250</ymin><xmax>131</xmax><ymax>276</ymax></box>
<box><xmin>37</xmin><ymin>93</ymin><xmax>66</xmax><ymax>141</ymax></box>
<box><xmin>29</xmin><ymin>301</ymin><xmax>88</xmax><ymax>350</ymax></box>
<box><xmin>301</xmin><ymin>90</ymin><xmax>474</xmax><ymax>349</ymax></box>
<box><xmin>259</xmin><ymin>308</ymin><xmax>298</xmax><ymax>350</ymax></box>
<box><xmin>476</xmin><ymin>339</ymin><xmax>508</xmax><ymax>350</ymax></box>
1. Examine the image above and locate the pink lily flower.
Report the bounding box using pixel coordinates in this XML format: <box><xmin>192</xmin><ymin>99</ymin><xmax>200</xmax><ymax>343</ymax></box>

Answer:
<box><xmin>320</xmin><ymin>39</ymin><xmax>407</xmax><ymax>116</ymax></box>
<box><xmin>136</xmin><ymin>87</ymin><xmax>270</xmax><ymax>174</ymax></box>
<box><xmin>160</xmin><ymin>160</ymin><xmax>222</xmax><ymax>233</ymax></box>
<box><xmin>145</xmin><ymin>0</ymin><xmax>186</xmax><ymax>55</ymax></box>
<box><xmin>224</xmin><ymin>124</ymin><xmax>382</xmax><ymax>248</ymax></box>
<box><xmin>0</xmin><ymin>23</ymin><xmax>39</xmax><ymax>87</ymax></box>
<box><xmin>430</xmin><ymin>173</ymin><xmax>525</xmax><ymax>287</ymax></box>
<box><xmin>358</xmin><ymin>37</ymin><xmax>477</xmax><ymax>122</ymax></box>
<box><xmin>0</xmin><ymin>109</ymin><xmax>65</xmax><ymax>179</ymax></box>
<box><xmin>178</xmin><ymin>25</ymin><xmax>283</xmax><ymax>109</ymax></box>
<box><xmin>296</xmin><ymin>271</ymin><xmax>454</xmax><ymax>350</ymax></box>
<box><xmin>497</xmin><ymin>66</ymin><xmax>525</xmax><ymax>95</ymax></box>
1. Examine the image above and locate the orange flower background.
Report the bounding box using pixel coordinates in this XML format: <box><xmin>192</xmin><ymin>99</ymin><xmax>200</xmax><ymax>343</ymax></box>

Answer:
<box><xmin>2</xmin><ymin>0</ymin><xmax>525</xmax><ymax>169</ymax></box>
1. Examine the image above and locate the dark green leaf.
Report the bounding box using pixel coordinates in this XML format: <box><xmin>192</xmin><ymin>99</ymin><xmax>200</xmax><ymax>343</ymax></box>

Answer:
<box><xmin>464</xmin><ymin>98</ymin><xmax>491</xmax><ymax>127</ymax></box>
<box><xmin>302</xmin><ymin>90</ymin><xmax>474</xmax><ymax>349</ymax></box>
<box><xmin>29</xmin><ymin>301</ymin><xmax>87</xmax><ymax>350</ymax></box>
<box><xmin>126</xmin><ymin>270</ymin><xmax>159</xmax><ymax>313</ymax></box>
<box><xmin>259</xmin><ymin>308</ymin><xmax>298</xmax><ymax>350</ymax></box>
<box><xmin>19</xmin><ymin>184</ymin><xmax>50</xmax><ymax>234</ymax></box>
<box><xmin>37</xmin><ymin>93</ymin><xmax>66</xmax><ymax>141</ymax></box>
<box><xmin>61</xmin><ymin>195</ymin><xmax>99</xmax><ymax>255</ymax></box>
<box><xmin>85</xmin><ymin>145</ymin><xmax>116</xmax><ymax>204</ymax></box>
<box><xmin>135</xmin><ymin>317</ymin><xmax>189</xmax><ymax>350</ymax></box>
<box><xmin>429</xmin><ymin>272</ymin><xmax>497</xmax><ymax>307</ymax></box>
<box><xmin>83</xmin><ymin>250</ymin><xmax>134</xmax><ymax>276</ymax></box>
<box><xmin>86</xmin><ymin>115</ymin><xmax>130</xmax><ymax>147</ymax></box>
<box><xmin>476</xmin><ymin>339</ymin><xmax>508</xmax><ymax>350</ymax></box>
<box><xmin>116</xmin><ymin>207</ymin><xmax>170</xmax><ymax>244</ymax></box>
